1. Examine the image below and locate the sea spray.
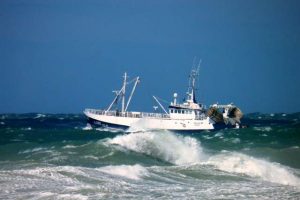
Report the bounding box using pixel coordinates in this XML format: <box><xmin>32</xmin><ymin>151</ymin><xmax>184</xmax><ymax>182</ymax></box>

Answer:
<box><xmin>108</xmin><ymin>130</ymin><xmax>300</xmax><ymax>187</ymax></box>
<box><xmin>204</xmin><ymin>152</ymin><xmax>300</xmax><ymax>187</ymax></box>
<box><xmin>108</xmin><ymin>131</ymin><xmax>205</xmax><ymax>165</ymax></box>
<box><xmin>1</xmin><ymin>113</ymin><xmax>300</xmax><ymax>199</ymax></box>
<box><xmin>97</xmin><ymin>164</ymin><xmax>148</xmax><ymax>180</ymax></box>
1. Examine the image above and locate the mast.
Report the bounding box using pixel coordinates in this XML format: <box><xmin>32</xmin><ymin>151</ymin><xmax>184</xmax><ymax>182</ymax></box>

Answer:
<box><xmin>125</xmin><ymin>77</ymin><xmax>140</xmax><ymax>112</ymax></box>
<box><xmin>187</xmin><ymin>59</ymin><xmax>201</xmax><ymax>103</ymax></box>
<box><xmin>121</xmin><ymin>72</ymin><xmax>127</xmax><ymax>113</ymax></box>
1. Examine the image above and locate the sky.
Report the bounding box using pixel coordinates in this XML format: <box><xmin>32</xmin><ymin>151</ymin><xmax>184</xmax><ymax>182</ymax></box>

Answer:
<box><xmin>0</xmin><ymin>0</ymin><xmax>300</xmax><ymax>114</ymax></box>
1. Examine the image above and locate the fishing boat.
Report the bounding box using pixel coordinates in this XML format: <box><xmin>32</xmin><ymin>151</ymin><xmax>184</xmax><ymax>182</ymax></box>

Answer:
<box><xmin>84</xmin><ymin>62</ymin><xmax>242</xmax><ymax>131</ymax></box>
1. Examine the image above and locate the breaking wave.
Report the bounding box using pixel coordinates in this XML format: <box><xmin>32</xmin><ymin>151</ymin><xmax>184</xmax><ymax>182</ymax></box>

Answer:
<box><xmin>205</xmin><ymin>152</ymin><xmax>300</xmax><ymax>187</ymax></box>
<box><xmin>97</xmin><ymin>164</ymin><xmax>148</xmax><ymax>180</ymax></box>
<box><xmin>107</xmin><ymin>131</ymin><xmax>300</xmax><ymax>187</ymax></box>
<box><xmin>108</xmin><ymin>131</ymin><xmax>204</xmax><ymax>165</ymax></box>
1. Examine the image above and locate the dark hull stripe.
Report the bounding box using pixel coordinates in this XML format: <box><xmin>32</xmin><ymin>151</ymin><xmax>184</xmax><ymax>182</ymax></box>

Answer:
<box><xmin>88</xmin><ymin>117</ymin><xmax>129</xmax><ymax>130</ymax></box>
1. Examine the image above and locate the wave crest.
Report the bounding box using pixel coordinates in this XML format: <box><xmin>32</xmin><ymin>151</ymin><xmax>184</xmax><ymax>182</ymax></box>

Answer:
<box><xmin>108</xmin><ymin>131</ymin><xmax>204</xmax><ymax>165</ymax></box>
<box><xmin>97</xmin><ymin>164</ymin><xmax>148</xmax><ymax>180</ymax></box>
<box><xmin>206</xmin><ymin>152</ymin><xmax>300</xmax><ymax>187</ymax></box>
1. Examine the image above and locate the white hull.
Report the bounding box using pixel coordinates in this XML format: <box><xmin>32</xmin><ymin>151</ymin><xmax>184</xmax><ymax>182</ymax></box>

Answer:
<box><xmin>84</xmin><ymin>110</ymin><xmax>215</xmax><ymax>131</ymax></box>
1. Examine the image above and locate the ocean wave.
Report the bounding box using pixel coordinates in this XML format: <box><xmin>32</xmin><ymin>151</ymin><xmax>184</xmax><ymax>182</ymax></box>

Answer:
<box><xmin>2</xmin><ymin>166</ymin><xmax>84</xmax><ymax>184</ymax></box>
<box><xmin>106</xmin><ymin>130</ymin><xmax>300</xmax><ymax>187</ymax></box>
<box><xmin>34</xmin><ymin>114</ymin><xmax>46</xmax><ymax>119</ymax></box>
<box><xmin>253</xmin><ymin>126</ymin><xmax>272</xmax><ymax>132</ymax></box>
<box><xmin>37</xmin><ymin>192</ymin><xmax>88</xmax><ymax>200</ymax></box>
<box><xmin>19</xmin><ymin>147</ymin><xmax>49</xmax><ymax>154</ymax></box>
<box><xmin>107</xmin><ymin>131</ymin><xmax>205</xmax><ymax>165</ymax></box>
<box><xmin>83</xmin><ymin>155</ymin><xmax>99</xmax><ymax>160</ymax></box>
<box><xmin>205</xmin><ymin>152</ymin><xmax>300</xmax><ymax>187</ymax></box>
<box><xmin>230</xmin><ymin>138</ymin><xmax>241</xmax><ymax>144</ymax></box>
<box><xmin>214</xmin><ymin>132</ymin><xmax>224</xmax><ymax>138</ymax></box>
<box><xmin>96</xmin><ymin>127</ymin><xmax>124</xmax><ymax>133</ymax></box>
<box><xmin>21</xmin><ymin>127</ymin><xmax>32</xmax><ymax>131</ymax></box>
<box><xmin>97</xmin><ymin>164</ymin><xmax>148</xmax><ymax>180</ymax></box>
<box><xmin>62</xmin><ymin>145</ymin><xmax>78</xmax><ymax>149</ymax></box>
<box><xmin>82</xmin><ymin>123</ymin><xmax>92</xmax><ymax>131</ymax></box>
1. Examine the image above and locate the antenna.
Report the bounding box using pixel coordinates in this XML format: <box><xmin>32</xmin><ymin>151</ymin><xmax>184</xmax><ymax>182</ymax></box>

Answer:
<box><xmin>121</xmin><ymin>72</ymin><xmax>127</xmax><ymax>113</ymax></box>
<box><xmin>197</xmin><ymin>59</ymin><xmax>202</xmax><ymax>74</ymax></box>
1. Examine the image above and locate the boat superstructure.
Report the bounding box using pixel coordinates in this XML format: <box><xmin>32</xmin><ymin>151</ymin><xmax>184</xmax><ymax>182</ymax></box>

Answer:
<box><xmin>84</xmin><ymin>62</ymin><xmax>242</xmax><ymax>131</ymax></box>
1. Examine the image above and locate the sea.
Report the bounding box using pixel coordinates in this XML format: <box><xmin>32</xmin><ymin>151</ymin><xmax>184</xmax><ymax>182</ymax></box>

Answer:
<box><xmin>0</xmin><ymin>113</ymin><xmax>300</xmax><ymax>200</ymax></box>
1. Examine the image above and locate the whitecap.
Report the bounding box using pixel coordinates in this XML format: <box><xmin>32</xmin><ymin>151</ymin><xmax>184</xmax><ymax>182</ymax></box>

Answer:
<box><xmin>63</xmin><ymin>145</ymin><xmax>77</xmax><ymax>149</ymax></box>
<box><xmin>253</xmin><ymin>126</ymin><xmax>272</xmax><ymax>132</ymax></box>
<box><xmin>108</xmin><ymin>131</ymin><xmax>204</xmax><ymax>165</ymax></box>
<box><xmin>19</xmin><ymin>147</ymin><xmax>48</xmax><ymax>154</ymax></box>
<box><xmin>204</xmin><ymin>152</ymin><xmax>300</xmax><ymax>187</ymax></box>
<box><xmin>82</xmin><ymin>123</ymin><xmax>92</xmax><ymax>130</ymax></box>
<box><xmin>34</xmin><ymin>114</ymin><xmax>46</xmax><ymax>119</ymax></box>
<box><xmin>202</xmin><ymin>135</ymin><xmax>213</xmax><ymax>140</ymax></box>
<box><xmin>214</xmin><ymin>132</ymin><xmax>223</xmax><ymax>138</ymax></box>
<box><xmin>231</xmin><ymin>138</ymin><xmax>241</xmax><ymax>144</ymax></box>
<box><xmin>83</xmin><ymin>155</ymin><xmax>99</xmax><ymax>160</ymax></box>
<box><xmin>96</xmin><ymin>127</ymin><xmax>123</xmax><ymax>133</ymax></box>
<box><xmin>97</xmin><ymin>164</ymin><xmax>148</xmax><ymax>180</ymax></box>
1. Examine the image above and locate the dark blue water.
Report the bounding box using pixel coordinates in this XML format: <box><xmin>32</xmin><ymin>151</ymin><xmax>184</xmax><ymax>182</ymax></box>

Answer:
<box><xmin>0</xmin><ymin>113</ymin><xmax>300</xmax><ymax>199</ymax></box>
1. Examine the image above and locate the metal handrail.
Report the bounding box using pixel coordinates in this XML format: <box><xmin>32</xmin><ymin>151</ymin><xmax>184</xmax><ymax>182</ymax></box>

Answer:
<box><xmin>84</xmin><ymin>109</ymin><xmax>170</xmax><ymax>119</ymax></box>
<box><xmin>85</xmin><ymin>109</ymin><xmax>206</xmax><ymax>120</ymax></box>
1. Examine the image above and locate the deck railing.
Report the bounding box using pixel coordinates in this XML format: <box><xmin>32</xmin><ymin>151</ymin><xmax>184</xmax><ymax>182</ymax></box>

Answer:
<box><xmin>84</xmin><ymin>109</ymin><xmax>170</xmax><ymax>119</ymax></box>
<box><xmin>84</xmin><ymin>109</ymin><xmax>208</xmax><ymax>120</ymax></box>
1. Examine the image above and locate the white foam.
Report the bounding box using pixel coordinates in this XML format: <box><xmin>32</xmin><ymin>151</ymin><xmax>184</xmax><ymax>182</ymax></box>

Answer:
<box><xmin>205</xmin><ymin>152</ymin><xmax>300</xmax><ymax>187</ymax></box>
<box><xmin>97</xmin><ymin>164</ymin><xmax>148</xmax><ymax>180</ymax></box>
<box><xmin>108</xmin><ymin>131</ymin><xmax>204</xmax><ymax>165</ymax></box>
<box><xmin>84</xmin><ymin>155</ymin><xmax>99</xmax><ymax>160</ymax></box>
<box><xmin>95</xmin><ymin>127</ymin><xmax>123</xmax><ymax>133</ymax></box>
<box><xmin>10</xmin><ymin>166</ymin><xmax>85</xmax><ymax>184</ymax></box>
<box><xmin>34</xmin><ymin>114</ymin><xmax>46</xmax><ymax>119</ymax></box>
<box><xmin>106</xmin><ymin>130</ymin><xmax>300</xmax><ymax>187</ymax></box>
<box><xmin>37</xmin><ymin>192</ymin><xmax>88</xmax><ymax>200</ymax></box>
<box><xmin>231</xmin><ymin>138</ymin><xmax>241</xmax><ymax>144</ymax></box>
<box><xmin>253</xmin><ymin>126</ymin><xmax>272</xmax><ymax>132</ymax></box>
<box><xmin>0</xmin><ymin>121</ymin><xmax>5</xmax><ymax>125</ymax></box>
<box><xmin>126</xmin><ymin>119</ymin><xmax>150</xmax><ymax>133</ymax></box>
<box><xmin>82</xmin><ymin>123</ymin><xmax>92</xmax><ymax>130</ymax></box>
<box><xmin>19</xmin><ymin>147</ymin><xmax>48</xmax><ymax>154</ymax></box>
<box><xmin>214</xmin><ymin>132</ymin><xmax>224</xmax><ymax>138</ymax></box>
<box><xmin>63</xmin><ymin>145</ymin><xmax>77</xmax><ymax>149</ymax></box>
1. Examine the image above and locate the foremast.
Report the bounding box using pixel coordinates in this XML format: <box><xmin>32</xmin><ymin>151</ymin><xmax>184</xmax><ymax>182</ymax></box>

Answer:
<box><xmin>106</xmin><ymin>72</ymin><xmax>140</xmax><ymax>113</ymax></box>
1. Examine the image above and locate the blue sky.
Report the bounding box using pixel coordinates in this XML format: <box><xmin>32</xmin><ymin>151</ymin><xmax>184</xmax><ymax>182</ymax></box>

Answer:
<box><xmin>1</xmin><ymin>0</ymin><xmax>299</xmax><ymax>113</ymax></box>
